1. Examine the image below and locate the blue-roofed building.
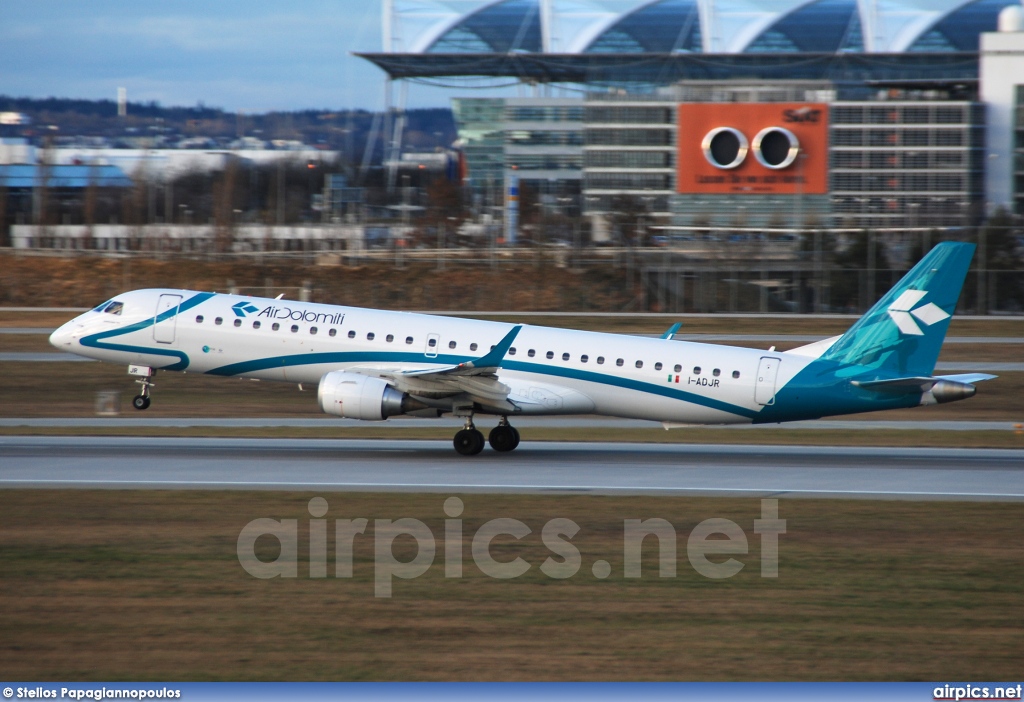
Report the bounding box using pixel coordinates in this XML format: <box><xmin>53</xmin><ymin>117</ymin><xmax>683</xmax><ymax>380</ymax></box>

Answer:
<box><xmin>0</xmin><ymin>164</ymin><xmax>133</xmax><ymax>189</ymax></box>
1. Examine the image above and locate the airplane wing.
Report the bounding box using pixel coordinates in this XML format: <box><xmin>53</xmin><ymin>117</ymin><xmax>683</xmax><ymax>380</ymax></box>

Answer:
<box><xmin>344</xmin><ymin>325</ymin><xmax>523</xmax><ymax>411</ymax></box>
<box><xmin>397</xmin><ymin>325</ymin><xmax>522</xmax><ymax>378</ymax></box>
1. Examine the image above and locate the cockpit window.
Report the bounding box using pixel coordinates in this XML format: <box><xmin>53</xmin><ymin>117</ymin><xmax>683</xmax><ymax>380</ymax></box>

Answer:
<box><xmin>103</xmin><ymin>301</ymin><xmax>124</xmax><ymax>316</ymax></box>
<box><xmin>92</xmin><ymin>300</ymin><xmax>112</xmax><ymax>312</ymax></box>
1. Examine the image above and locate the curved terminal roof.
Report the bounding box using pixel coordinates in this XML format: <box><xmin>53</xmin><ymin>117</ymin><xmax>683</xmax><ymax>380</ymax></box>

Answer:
<box><xmin>585</xmin><ymin>0</ymin><xmax>702</xmax><ymax>54</ymax></box>
<box><xmin>427</xmin><ymin>0</ymin><xmax>542</xmax><ymax>53</ymax></box>
<box><xmin>403</xmin><ymin>0</ymin><xmax>1018</xmax><ymax>54</ymax></box>
<box><xmin>743</xmin><ymin>0</ymin><xmax>864</xmax><ymax>53</ymax></box>
<box><xmin>908</xmin><ymin>0</ymin><xmax>1018</xmax><ymax>51</ymax></box>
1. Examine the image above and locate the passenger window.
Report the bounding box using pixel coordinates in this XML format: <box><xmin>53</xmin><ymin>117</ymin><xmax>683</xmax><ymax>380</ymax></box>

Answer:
<box><xmin>562</xmin><ymin>352</ymin><xmax>570</xmax><ymax>361</ymax></box>
<box><xmin>329</xmin><ymin>329</ymin><xmax>337</xmax><ymax>337</ymax></box>
<box><xmin>406</xmin><ymin>336</ymin><xmax>414</xmax><ymax>345</ymax></box>
<box><xmin>713</xmin><ymin>368</ymin><xmax>720</xmax><ymax>377</ymax></box>
<box><xmin>272</xmin><ymin>323</ymin><xmax>280</xmax><ymax>331</ymax></box>
<box><xmin>348</xmin><ymin>330</ymin><xmax>356</xmax><ymax>339</ymax></box>
<box><xmin>581</xmin><ymin>355</ymin><xmax>588</xmax><ymax>363</ymax></box>
<box><xmin>674</xmin><ymin>364</ymin><xmax>682</xmax><ymax>373</ymax></box>
<box><xmin>449</xmin><ymin>341</ymin><xmax>457</xmax><ymax>349</ymax></box>
<box><xmin>290</xmin><ymin>324</ymin><xmax>299</xmax><ymax>333</ymax></box>
<box><xmin>215</xmin><ymin>317</ymin><xmax>223</xmax><ymax>326</ymax></box>
<box><xmin>386</xmin><ymin>334</ymin><xmax>394</xmax><ymax>343</ymax></box>
<box><xmin>528</xmin><ymin>349</ymin><xmax>536</xmax><ymax>357</ymax></box>
<box><xmin>253</xmin><ymin>321</ymin><xmax>261</xmax><ymax>330</ymax></box>
<box><xmin>597</xmin><ymin>356</ymin><xmax>604</xmax><ymax>365</ymax></box>
<box><xmin>509</xmin><ymin>347</ymin><xmax>517</xmax><ymax>356</ymax></box>
<box><xmin>367</xmin><ymin>333</ymin><xmax>375</xmax><ymax>341</ymax></box>
<box><xmin>732</xmin><ymin>370</ymin><xmax>740</xmax><ymax>379</ymax></box>
<box><xmin>546</xmin><ymin>351</ymin><xmax>554</xmax><ymax>359</ymax></box>
<box><xmin>635</xmin><ymin>360</ymin><xmax>643</xmax><ymax>369</ymax></box>
<box><xmin>470</xmin><ymin>343</ymin><xmax>478</xmax><ymax>351</ymax></box>
<box><xmin>693</xmin><ymin>366</ymin><xmax>701</xmax><ymax>375</ymax></box>
<box><xmin>616</xmin><ymin>358</ymin><xmax>624</xmax><ymax>367</ymax></box>
<box><xmin>310</xmin><ymin>327</ymin><xmax>318</xmax><ymax>335</ymax></box>
<box><xmin>195</xmin><ymin>315</ymin><xmax>204</xmax><ymax>323</ymax></box>
<box><xmin>428</xmin><ymin>338</ymin><xmax>437</xmax><ymax>348</ymax></box>
<box><xmin>233</xmin><ymin>319</ymin><xmax>242</xmax><ymax>328</ymax></box>
<box><xmin>654</xmin><ymin>362</ymin><xmax>662</xmax><ymax>371</ymax></box>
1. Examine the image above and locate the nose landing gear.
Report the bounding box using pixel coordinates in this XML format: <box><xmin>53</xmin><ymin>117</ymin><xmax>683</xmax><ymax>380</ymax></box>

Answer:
<box><xmin>129</xmin><ymin>366</ymin><xmax>155</xmax><ymax>411</ymax></box>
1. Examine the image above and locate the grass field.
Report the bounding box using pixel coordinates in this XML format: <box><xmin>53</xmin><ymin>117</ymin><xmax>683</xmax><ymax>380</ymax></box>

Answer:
<box><xmin>0</xmin><ymin>490</ymin><xmax>1021</xmax><ymax>681</ymax></box>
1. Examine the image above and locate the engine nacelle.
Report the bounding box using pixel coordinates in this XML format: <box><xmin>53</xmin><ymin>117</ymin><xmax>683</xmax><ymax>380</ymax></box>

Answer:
<box><xmin>317</xmin><ymin>371</ymin><xmax>412</xmax><ymax>420</ymax></box>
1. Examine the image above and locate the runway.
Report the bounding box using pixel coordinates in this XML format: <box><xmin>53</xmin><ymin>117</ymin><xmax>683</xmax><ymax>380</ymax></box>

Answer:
<box><xmin>0</xmin><ymin>417</ymin><xmax>1019</xmax><ymax>431</ymax></box>
<box><xmin>1</xmin><ymin>436</ymin><xmax>1021</xmax><ymax>500</ymax></box>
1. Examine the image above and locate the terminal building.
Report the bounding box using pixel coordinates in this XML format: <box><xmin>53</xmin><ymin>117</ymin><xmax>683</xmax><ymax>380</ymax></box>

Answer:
<box><xmin>362</xmin><ymin>0</ymin><xmax>1024</xmax><ymax>233</ymax></box>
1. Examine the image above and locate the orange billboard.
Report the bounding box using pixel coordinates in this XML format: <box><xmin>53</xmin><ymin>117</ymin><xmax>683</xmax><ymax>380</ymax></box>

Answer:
<box><xmin>677</xmin><ymin>103</ymin><xmax>829</xmax><ymax>195</ymax></box>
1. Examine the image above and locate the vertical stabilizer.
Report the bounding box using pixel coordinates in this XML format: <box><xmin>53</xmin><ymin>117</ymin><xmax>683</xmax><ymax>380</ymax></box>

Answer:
<box><xmin>820</xmin><ymin>242</ymin><xmax>975</xmax><ymax>377</ymax></box>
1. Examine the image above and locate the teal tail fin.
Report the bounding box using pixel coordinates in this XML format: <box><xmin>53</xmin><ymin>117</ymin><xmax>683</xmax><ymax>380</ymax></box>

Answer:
<box><xmin>820</xmin><ymin>241</ymin><xmax>975</xmax><ymax>377</ymax></box>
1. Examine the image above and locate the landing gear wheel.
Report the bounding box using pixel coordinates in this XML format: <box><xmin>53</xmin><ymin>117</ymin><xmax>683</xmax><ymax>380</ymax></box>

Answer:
<box><xmin>453</xmin><ymin>428</ymin><xmax>485</xmax><ymax>456</ymax></box>
<box><xmin>488</xmin><ymin>425</ymin><xmax>519</xmax><ymax>452</ymax></box>
<box><xmin>132</xmin><ymin>394</ymin><xmax>151</xmax><ymax>411</ymax></box>
<box><xmin>510</xmin><ymin>426</ymin><xmax>521</xmax><ymax>450</ymax></box>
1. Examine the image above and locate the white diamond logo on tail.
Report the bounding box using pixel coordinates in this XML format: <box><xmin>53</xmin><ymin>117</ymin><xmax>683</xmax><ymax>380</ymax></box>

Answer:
<box><xmin>887</xmin><ymin>290</ymin><xmax>949</xmax><ymax>335</ymax></box>
<box><xmin>910</xmin><ymin>302</ymin><xmax>950</xmax><ymax>326</ymax></box>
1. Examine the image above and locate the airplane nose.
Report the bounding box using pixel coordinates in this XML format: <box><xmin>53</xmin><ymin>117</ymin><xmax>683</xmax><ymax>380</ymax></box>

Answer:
<box><xmin>49</xmin><ymin>323</ymin><xmax>75</xmax><ymax>349</ymax></box>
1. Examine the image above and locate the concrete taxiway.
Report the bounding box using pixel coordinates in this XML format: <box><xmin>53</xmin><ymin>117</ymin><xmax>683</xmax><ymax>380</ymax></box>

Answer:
<box><xmin>1</xmin><ymin>436</ymin><xmax>1021</xmax><ymax>500</ymax></box>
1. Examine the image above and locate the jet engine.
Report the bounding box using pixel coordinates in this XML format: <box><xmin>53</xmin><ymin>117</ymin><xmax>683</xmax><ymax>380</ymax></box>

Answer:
<box><xmin>317</xmin><ymin>371</ymin><xmax>425</xmax><ymax>420</ymax></box>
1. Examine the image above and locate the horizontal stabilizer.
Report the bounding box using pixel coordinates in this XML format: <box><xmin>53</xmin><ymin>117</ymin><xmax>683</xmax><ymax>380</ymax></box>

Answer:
<box><xmin>853</xmin><ymin>374</ymin><xmax>993</xmax><ymax>405</ymax></box>
<box><xmin>852</xmin><ymin>377</ymin><xmax>941</xmax><ymax>394</ymax></box>
<box><xmin>934</xmin><ymin>373</ymin><xmax>997</xmax><ymax>384</ymax></box>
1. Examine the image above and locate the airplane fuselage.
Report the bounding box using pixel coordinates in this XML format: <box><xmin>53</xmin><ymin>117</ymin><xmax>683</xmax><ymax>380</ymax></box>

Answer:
<box><xmin>50</xmin><ymin>288</ymin><xmax>841</xmax><ymax>425</ymax></box>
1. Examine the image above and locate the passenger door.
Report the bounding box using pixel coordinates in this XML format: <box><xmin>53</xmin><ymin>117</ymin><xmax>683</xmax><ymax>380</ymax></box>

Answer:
<box><xmin>153</xmin><ymin>294</ymin><xmax>183</xmax><ymax>344</ymax></box>
<box><xmin>754</xmin><ymin>356</ymin><xmax>780</xmax><ymax>406</ymax></box>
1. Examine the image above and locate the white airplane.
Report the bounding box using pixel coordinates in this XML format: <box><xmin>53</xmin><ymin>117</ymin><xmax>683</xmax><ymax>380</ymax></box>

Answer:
<box><xmin>50</xmin><ymin>242</ymin><xmax>994</xmax><ymax>455</ymax></box>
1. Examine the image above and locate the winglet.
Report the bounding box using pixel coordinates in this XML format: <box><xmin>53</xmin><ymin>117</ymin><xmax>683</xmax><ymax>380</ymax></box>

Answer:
<box><xmin>458</xmin><ymin>325</ymin><xmax>522</xmax><ymax>370</ymax></box>
<box><xmin>661</xmin><ymin>323</ymin><xmax>682</xmax><ymax>340</ymax></box>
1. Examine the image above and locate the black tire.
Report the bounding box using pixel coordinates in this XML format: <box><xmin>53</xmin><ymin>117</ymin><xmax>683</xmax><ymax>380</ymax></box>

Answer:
<box><xmin>132</xmin><ymin>395</ymin><xmax>151</xmax><ymax>411</ymax></box>
<box><xmin>488</xmin><ymin>425</ymin><xmax>517</xmax><ymax>452</ymax></box>
<box><xmin>453</xmin><ymin>428</ymin><xmax>485</xmax><ymax>456</ymax></box>
<box><xmin>510</xmin><ymin>426</ymin><xmax>521</xmax><ymax>450</ymax></box>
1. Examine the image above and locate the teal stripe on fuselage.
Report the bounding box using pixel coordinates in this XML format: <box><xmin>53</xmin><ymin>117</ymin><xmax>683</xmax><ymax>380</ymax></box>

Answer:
<box><xmin>205</xmin><ymin>350</ymin><xmax>758</xmax><ymax>420</ymax></box>
<box><xmin>79</xmin><ymin>292</ymin><xmax>214</xmax><ymax>371</ymax></box>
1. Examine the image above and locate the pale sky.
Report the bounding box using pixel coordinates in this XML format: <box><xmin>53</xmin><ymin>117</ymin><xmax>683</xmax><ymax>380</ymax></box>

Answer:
<box><xmin>0</xmin><ymin>0</ymin><xmax>471</xmax><ymax>112</ymax></box>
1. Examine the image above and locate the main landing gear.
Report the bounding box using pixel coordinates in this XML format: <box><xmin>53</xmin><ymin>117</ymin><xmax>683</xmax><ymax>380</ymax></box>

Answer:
<box><xmin>452</xmin><ymin>415</ymin><xmax>520</xmax><ymax>456</ymax></box>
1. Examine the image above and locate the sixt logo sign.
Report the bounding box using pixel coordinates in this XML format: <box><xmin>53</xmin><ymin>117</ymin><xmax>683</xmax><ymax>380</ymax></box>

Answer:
<box><xmin>782</xmin><ymin>107</ymin><xmax>822</xmax><ymax>124</ymax></box>
<box><xmin>887</xmin><ymin>289</ymin><xmax>950</xmax><ymax>336</ymax></box>
<box><xmin>232</xmin><ymin>301</ymin><xmax>259</xmax><ymax>318</ymax></box>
